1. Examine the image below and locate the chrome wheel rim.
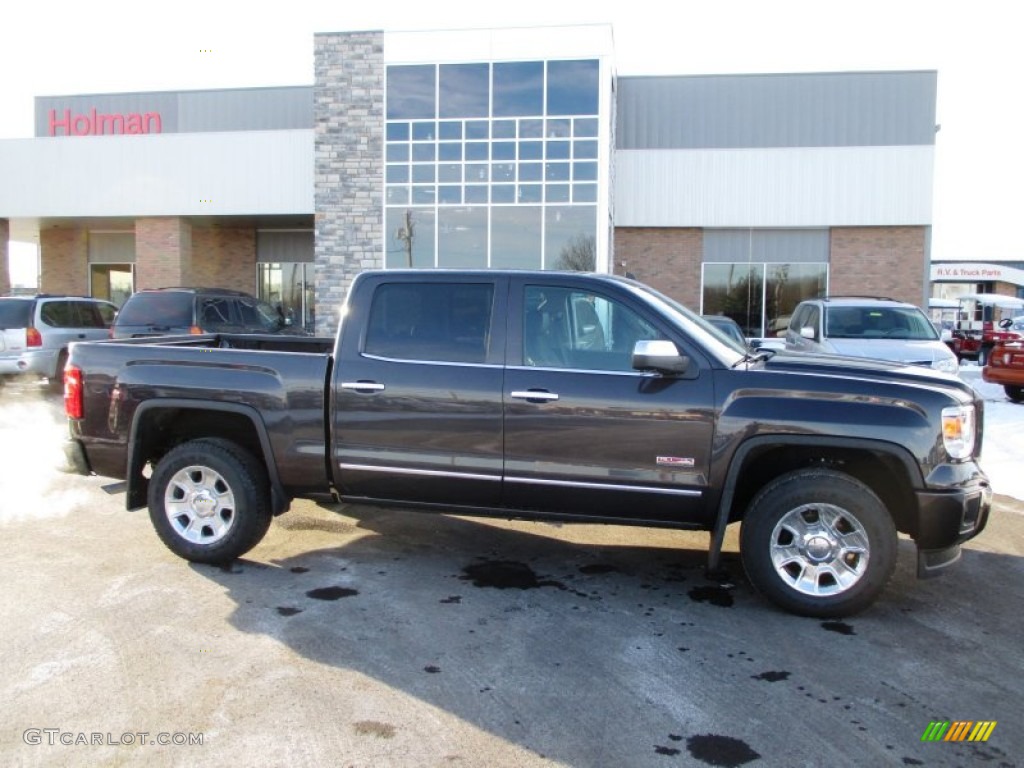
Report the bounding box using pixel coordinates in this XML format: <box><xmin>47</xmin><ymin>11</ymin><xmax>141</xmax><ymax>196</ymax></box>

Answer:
<box><xmin>769</xmin><ymin>503</ymin><xmax>870</xmax><ymax>596</ymax></box>
<box><xmin>164</xmin><ymin>465</ymin><xmax>236</xmax><ymax>545</ymax></box>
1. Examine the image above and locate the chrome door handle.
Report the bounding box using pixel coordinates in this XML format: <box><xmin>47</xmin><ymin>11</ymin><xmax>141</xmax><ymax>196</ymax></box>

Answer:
<box><xmin>510</xmin><ymin>390</ymin><xmax>559</xmax><ymax>402</ymax></box>
<box><xmin>340</xmin><ymin>381</ymin><xmax>385</xmax><ymax>393</ymax></box>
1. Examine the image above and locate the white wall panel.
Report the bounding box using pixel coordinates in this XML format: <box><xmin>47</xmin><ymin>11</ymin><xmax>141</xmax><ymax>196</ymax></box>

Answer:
<box><xmin>0</xmin><ymin>130</ymin><xmax>313</xmax><ymax>217</ymax></box>
<box><xmin>614</xmin><ymin>146</ymin><xmax>934</xmax><ymax>227</ymax></box>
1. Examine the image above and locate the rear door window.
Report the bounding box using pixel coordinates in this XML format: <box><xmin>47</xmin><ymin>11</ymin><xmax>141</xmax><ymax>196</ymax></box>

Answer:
<box><xmin>71</xmin><ymin>301</ymin><xmax>105</xmax><ymax>328</ymax></box>
<box><xmin>40</xmin><ymin>301</ymin><xmax>74</xmax><ymax>328</ymax></box>
<box><xmin>365</xmin><ymin>283</ymin><xmax>494</xmax><ymax>364</ymax></box>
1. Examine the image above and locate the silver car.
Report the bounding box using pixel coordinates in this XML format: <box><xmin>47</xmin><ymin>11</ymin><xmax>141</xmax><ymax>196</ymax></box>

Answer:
<box><xmin>0</xmin><ymin>295</ymin><xmax>117</xmax><ymax>391</ymax></box>
<box><xmin>785</xmin><ymin>297</ymin><xmax>959</xmax><ymax>374</ymax></box>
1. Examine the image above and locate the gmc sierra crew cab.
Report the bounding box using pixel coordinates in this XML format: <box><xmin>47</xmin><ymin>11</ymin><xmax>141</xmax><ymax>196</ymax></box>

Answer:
<box><xmin>63</xmin><ymin>270</ymin><xmax>992</xmax><ymax>617</ymax></box>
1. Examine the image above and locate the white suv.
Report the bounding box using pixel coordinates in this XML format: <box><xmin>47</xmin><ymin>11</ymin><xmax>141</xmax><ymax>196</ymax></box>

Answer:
<box><xmin>785</xmin><ymin>296</ymin><xmax>959</xmax><ymax>374</ymax></box>
<box><xmin>0</xmin><ymin>295</ymin><xmax>117</xmax><ymax>391</ymax></box>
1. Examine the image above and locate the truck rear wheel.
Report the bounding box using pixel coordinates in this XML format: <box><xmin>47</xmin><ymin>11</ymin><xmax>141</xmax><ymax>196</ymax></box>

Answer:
<box><xmin>148</xmin><ymin>438</ymin><xmax>271</xmax><ymax>564</ymax></box>
<box><xmin>740</xmin><ymin>469</ymin><xmax>897</xmax><ymax>617</ymax></box>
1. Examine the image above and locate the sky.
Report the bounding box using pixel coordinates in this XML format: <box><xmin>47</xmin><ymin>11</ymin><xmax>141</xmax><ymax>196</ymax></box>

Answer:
<box><xmin>2</xmin><ymin>0</ymin><xmax>1023</xmax><ymax>284</ymax></box>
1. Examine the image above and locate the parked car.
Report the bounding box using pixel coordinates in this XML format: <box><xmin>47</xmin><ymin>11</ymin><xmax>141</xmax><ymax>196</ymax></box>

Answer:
<box><xmin>785</xmin><ymin>296</ymin><xmax>959</xmax><ymax>373</ymax></box>
<box><xmin>0</xmin><ymin>294</ymin><xmax>117</xmax><ymax>391</ymax></box>
<box><xmin>701</xmin><ymin>314</ymin><xmax>749</xmax><ymax>350</ymax></box>
<box><xmin>111</xmin><ymin>288</ymin><xmax>307</xmax><ymax>339</ymax></box>
<box><xmin>982</xmin><ymin>339</ymin><xmax>1024</xmax><ymax>403</ymax></box>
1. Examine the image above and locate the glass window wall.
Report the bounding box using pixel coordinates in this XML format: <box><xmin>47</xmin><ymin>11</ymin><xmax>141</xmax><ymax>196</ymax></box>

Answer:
<box><xmin>385</xmin><ymin>58</ymin><xmax>602</xmax><ymax>270</ymax></box>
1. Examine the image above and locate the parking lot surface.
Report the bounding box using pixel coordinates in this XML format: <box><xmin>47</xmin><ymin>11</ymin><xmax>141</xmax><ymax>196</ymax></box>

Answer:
<box><xmin>1</xmin><ymin>380</ymin><xmax>1021</xmax><ymax>767</ymax></box>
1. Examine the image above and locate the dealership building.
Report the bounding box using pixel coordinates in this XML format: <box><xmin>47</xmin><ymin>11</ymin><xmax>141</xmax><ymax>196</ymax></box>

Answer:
<box><xmin>0</xmin><ymin>24</ymin><xmax>991</xmax><ymax>337</ymax></box>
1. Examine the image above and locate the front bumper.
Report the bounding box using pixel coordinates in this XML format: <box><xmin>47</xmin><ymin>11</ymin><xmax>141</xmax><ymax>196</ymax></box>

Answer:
<box><xmin>913</xmin><ymin>478</ymin><xmax>992</xmax><ymax>578</ymax></box>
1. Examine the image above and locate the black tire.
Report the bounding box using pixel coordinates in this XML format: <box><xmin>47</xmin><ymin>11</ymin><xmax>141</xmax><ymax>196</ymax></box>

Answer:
<box><xmin>978</xmin><ymin>346</ymin><xmax>990</xmax><ymax>367</ymax></box>
<box><xmin>48</xmin><ymin>350</ymin><xmax>68</xmax><ymax>393</ymax></box>
<box><xmin>147</xmin><ymin>438</ymin><xmax>271</xmax><ymax>564</ymax></box>
<box><xmin>740</xmin><ymin>469</ymin><xmax>897</xmax><ymax>617</ymax></box>
<box><xmin>1006</xmin><ymin>385</ymin><xmax>1024</xmax><ymax>403</ymax></box>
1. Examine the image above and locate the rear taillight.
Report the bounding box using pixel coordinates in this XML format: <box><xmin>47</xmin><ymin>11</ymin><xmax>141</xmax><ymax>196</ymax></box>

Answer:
<box><xmin>189</xmin><ymin>326</ymin><xmax>202</xmax><ymax>335</ymax></box>
<box><xmin>64</xmin><ymin>365</ymin><xmax>84</xmax><ymax>419</ymax></box>
<box><xmin>26</xmin><ymin>327</ymin><xmax>42</xmax><ymax>347</ymax></box>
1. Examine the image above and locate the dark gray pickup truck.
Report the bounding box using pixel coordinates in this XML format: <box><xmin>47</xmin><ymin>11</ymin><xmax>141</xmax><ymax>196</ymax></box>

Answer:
<box><xmin>63</xmin><ymin>270</ymin><xmax>992</xmax><ymax>616</ymax></box>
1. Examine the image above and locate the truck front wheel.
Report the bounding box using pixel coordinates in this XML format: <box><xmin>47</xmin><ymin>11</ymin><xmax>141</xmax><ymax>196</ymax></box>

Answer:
<box><xmin>1006</xmin><ymin>385</ymin><xmax>1023</xmax><ymax>403</ymax></box>
<box><xmin>740</xmin><ymin>469</ymin><xmax>897</xmax><ymax>617</ymax></box>
<box><xmin>148</xmin><ymin>438</ymin><xmax>272</xmax><ymax>564</ymax></box>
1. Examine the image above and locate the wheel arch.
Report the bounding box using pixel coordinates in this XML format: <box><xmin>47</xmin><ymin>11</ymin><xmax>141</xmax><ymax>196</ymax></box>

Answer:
<box><xmin>126</xmin><ymin>399</ymin><xmax>288</xmax><ymax>516</ymax></box>
<box><xmin>707</xmin><ymin>435</ymin><xmax>922</xmax><ymax>573</ymax></box>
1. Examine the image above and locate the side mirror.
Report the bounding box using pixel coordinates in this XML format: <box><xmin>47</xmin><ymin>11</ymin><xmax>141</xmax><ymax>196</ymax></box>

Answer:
<box><xmin>999</xmin><ymin>318</ymin><xmax>1013</xmax><ymax>330</ymax></box>
<box><xmin>632</xmin><ymin>340</ymin><xmax>690</xmax><ymax>375</ymax></box>
<box><xmin>799</xmin><ymin>326</ymin><xmax>816</xmax><ymax>340</ymax></box>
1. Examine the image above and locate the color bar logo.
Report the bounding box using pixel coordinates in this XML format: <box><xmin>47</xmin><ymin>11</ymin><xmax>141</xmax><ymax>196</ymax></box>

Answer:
<box><xmin>921</xmin><ymin>721</ymin><xmax>997</xmax><ymax>742</ymax></box>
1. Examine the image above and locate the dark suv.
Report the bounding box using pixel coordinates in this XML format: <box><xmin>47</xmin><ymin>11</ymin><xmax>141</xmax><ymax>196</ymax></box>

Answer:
<box><xmin>111</xmin><ymin>288</ymin><xmax>305</xmax><ymax>339</ymax></box>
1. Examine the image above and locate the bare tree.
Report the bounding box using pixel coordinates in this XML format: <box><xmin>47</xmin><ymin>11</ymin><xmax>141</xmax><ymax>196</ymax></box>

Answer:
<box><xmin>396</xmin><ymin>209</ymin><xmax>415</xmax><ymax>267</ymax></box>
<box><xmin>555</xmin><ymin>234</ymin><xmax>596</xmax><ymax>271</ymax></box>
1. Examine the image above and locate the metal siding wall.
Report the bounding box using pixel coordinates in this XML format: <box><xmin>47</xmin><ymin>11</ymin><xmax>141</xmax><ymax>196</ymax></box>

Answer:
<box><xmin>178</xmin><ymin>88</ymin><xmax>313</xmax><ymax>132</ymax></box>
<box><xmin>613</xmin><ymin>146</ymin><xmax>934</xmax><ymax>227</ymax></box>
<box><xmin>257</xmin><ymin>230</ymin><xmax>315</xmax><ymax>263</ymax></box>
<box><xmin>0</xmin><ymin>130</ymin><xmax>313</xmax><ymax>217</ymax></box>
<box><xmin>616</xmin><ymin>71</ymin><xmax>937</xmax><ymax>150</ymax></box>
<box><xmin>88</xmin><ymin>231</ymin><xmax>135</xmax><ymax>263</ymax></box>
<box><xmin>704</xmin><ymin>229</ymin><xmax>829</xmax><ymax>263</ymax></box>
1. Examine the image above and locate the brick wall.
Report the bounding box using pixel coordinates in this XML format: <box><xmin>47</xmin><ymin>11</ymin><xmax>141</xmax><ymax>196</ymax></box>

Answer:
<box><xmin>40</xmin><ymin>227</ymin><xmax>89</xmax><ymax>295</ymax></box>
<box><xmin>314</xmin><ymin>31</ymin><xmax>384</xmax><ymax>335</ymax></box>
<box><xmin>135</xmin><ymin>217</ymin><xmax>193</xmax><ymax>289</ymax></box>
<box><xmin>613</xmin><ymin>228</ymin><xmax>704</xmax><ymax>309</ymax></box>
<box><xmin>191</xmin><ymin>228</ymin><xmax>257</xmax><ymax>293</ymax></box>
<box><xmin>0</xmin><ymin>219</ymin><xmax>9</xmax><ymax>295</ymax></box>
<box><xmin>830</xmin><ymin>227</ymin><xmax>927</xmax><ymax>306</ymax></box>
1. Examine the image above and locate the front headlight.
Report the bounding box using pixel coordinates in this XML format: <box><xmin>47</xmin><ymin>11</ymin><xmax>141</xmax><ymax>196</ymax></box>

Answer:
<box><xmin>934</xmin><ymin>356</ymin><xmax>959</xmax><ymax>374</ymax></box>
<box><xmin>942</xmin><ymin>404</ymin><xmax>976</xmax><ymax>460</ymax></box>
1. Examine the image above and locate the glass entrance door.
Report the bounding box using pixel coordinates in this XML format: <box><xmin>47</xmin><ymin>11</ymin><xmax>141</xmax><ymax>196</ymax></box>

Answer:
<box><xmin>258</xmin><ymin>262</ymin><xmax>314</xmax><ymax>333</ymax></box>
<box><xmin>90</xmin><ymin>264</ymin><xmax>134</xmax><ymax>307</ymax></box>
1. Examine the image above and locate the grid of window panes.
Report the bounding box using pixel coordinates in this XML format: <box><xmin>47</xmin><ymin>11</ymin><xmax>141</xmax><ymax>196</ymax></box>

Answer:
<box><xmin>385</xmin><ymin>59</ymin><xmax>600</xmax><ymax>270</ymax></box>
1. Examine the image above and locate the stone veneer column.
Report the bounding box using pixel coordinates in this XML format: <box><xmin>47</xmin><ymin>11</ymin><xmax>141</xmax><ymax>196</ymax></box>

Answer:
<box><xmin>0</xmin><ymin>219</ymin><xmax>10</xmax><ymax>295</ymax></box>
<box><xmin>313</xmin><ymin>31</ymin><xmax>384</xmax><ymax>336</ymax></box>
<box><xmin>135</xmin><ymin>217</ymin><xmax>193</xmax><ymax>290</ymax></box>
<box><xmin>40</xmin><ymin>227</ymin><xmax>89</xmax><ymax>295</ymax></box>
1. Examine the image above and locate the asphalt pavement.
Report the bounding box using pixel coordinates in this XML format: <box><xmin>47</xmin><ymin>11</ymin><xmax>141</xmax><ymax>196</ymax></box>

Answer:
<box><xmin>0</xmin><ymin>380</ymin><xmax>1021</xmax><ymax>767</ymax></box>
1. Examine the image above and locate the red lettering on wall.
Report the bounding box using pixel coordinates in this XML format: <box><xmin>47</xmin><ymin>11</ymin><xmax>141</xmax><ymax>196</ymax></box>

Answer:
<box><xmin>48</xmin><ymin>108</ymin><xmax>163</xmax><ymax>137</ymax></box>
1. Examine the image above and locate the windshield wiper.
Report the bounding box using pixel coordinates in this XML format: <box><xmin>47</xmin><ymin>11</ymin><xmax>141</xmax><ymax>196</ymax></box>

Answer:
<box><xmin>733</xmin><ymin>348</ymin><xmax>776</xmax><ymax>368</ymax></box>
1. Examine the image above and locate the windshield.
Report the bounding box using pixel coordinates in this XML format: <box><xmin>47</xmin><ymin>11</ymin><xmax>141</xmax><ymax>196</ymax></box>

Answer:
<box><xmin>825</xmin><ymin>306</ymin><xmax>939</xmax><ymax>341</ymax></box>
<box><xmin>621</xmin><ymin>280</ymin><xmax>747</xmax><ymax>365</ymax></box>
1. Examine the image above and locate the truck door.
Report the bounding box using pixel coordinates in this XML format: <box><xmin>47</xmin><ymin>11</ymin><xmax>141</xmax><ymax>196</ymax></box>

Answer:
<box><xmin>502</xmin><ymin>276</ymin><xmax>715</xmax><ymax>525</ymax></box>
<box><xmin>332</xmin><ymin>275</ymin><xmax>507</xmax><ymax>508</ymax></box>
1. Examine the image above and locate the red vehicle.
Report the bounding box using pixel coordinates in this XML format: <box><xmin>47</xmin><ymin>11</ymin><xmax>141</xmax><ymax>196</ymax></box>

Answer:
<box><xmin>983</xmin><ymin>339</ymin><xmax>1024</xmax><ymax>403</ymax></box>
<box><xmin>947</xmin><ymin>294</ymin><xmax>1024</xmax><ymax>366</ymax></box>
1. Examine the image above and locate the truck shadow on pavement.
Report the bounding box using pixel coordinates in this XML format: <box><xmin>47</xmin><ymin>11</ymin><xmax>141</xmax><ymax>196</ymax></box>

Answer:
<box><xmin>188</xmin><ymin>502</ymin><xmax>1022</xmax><ymax>768</ymax></box>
